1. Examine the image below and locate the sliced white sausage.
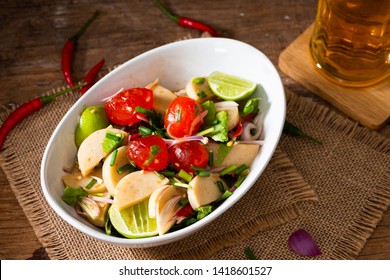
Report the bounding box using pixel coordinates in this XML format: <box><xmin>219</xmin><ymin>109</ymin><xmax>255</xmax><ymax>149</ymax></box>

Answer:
<box><xmin>77</xmin><ymin>127</ymin><xmax>127</xmax><ymax>177</ymax></box>
<box><xmin>215</xmin><ymin>102</ymin><xmax>240</xmax><ymax>131</ymax></box>
<box><xmin>185</xmin><ymin>76</ymin><xmax>214</xmax><ymax>102</ymax></box>
<box><xmin>207</xmin><ymin>142</ymin><xmax>260</xmax><ymax>168</ymax></box>
<box><xmin>148</xmin><ymin>185</ymin><xmax>186</xmax><ymax>218</ymax></box>
<box><xmin>187</xmin><ymin>173</ymin><xmax>227</xmax><ymax>209</ymax></box>
<box><xmin>102</xmin><ymin>146</ymin><xmax>131</xmax><ymax>196</ymax></box>
<box><xmin>62</xmin><ymin>168</ymin><xmax>106</xmax><ymax>194</ymax></box>
<box><xmin>113</xmin><ymin>171</ymin><xmax>169</xmax><ymax>210</ymax></box>
<box><xmin>146</xmin><ymin>79</ymin><xmax>177</xmax><ymax>116</ymax></box>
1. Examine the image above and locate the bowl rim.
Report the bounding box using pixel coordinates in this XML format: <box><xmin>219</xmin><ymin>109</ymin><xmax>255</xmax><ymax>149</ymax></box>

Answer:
<box><xmin>40</xmin><ymin>37</ymin><xmax>286</xmax><ymax>247</ymax></box>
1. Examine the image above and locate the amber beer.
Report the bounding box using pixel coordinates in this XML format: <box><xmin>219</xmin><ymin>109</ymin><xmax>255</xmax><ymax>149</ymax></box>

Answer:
<box><xmin>310</xmin><ymin>0</ymin><xmax>390</xmax><ymax>87</ymax></box>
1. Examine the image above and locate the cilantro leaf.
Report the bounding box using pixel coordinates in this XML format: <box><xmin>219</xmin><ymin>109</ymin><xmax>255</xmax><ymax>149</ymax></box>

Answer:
<box><xmin>210</xmin><ymin>111</ymin><xmax>228</xmax><ymax>142</ymax></box>
<box><xmin>62</xmin><ymin>186</ymin><xmax>88</xmax><ymax>205</ymax></box>
<box><xmin>242</xmin><ymin>98</ymin><xmax>261</xmax><ymax>118</ymax></box>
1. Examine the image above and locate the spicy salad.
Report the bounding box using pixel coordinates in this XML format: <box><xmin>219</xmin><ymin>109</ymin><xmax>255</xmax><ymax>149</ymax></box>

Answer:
<box><xmin>62</xmin><ymin>71</ymin><xmax>264</xmax><ymax>238</ymax></box>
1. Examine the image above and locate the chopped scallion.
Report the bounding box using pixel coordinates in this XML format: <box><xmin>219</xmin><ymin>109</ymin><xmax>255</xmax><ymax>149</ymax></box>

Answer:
<box><xmin>195</xmin><ymin>126</ymin><xmax>215</xmax><ymax>136</ymax></box>
<box><xmin>234</xmin><ymin>164</ymin><xmax>248</xmax><ymax>176</ymax></box>
<box><xmin>154</xmin><ymin>171</ymin><xmax>166</xmax><ymax>180</ymax></box>
<box><xmin>117</xmin><ymin>164</ymin><xmax>133</xmax><ymax>174</ymax></box>
<box><xmin>172</xmin><ymin>177</ymin><xmax>191</xmax><ymax>188</ymax></box>
<box><xmin>220</xmin><ymin>164</ymin><xmax>237</xmax><ymax>176</ymax></box>
<box><xmin>110</xmin><ymin>149</ymin><xmax>118</xmax><ymax>166</ymax></box>
<box><xmin>208</xmin><ymin>150</ymin><xmax>214</xmax><ymax>166</ymax></box>
<box><xmin>135</xmin><ymin>106</ymin><xmax>154</xmax><ymax>116</ymax></box>
<box><xmin>138</xmin><ymin>125</ymin><xmax>153</xmax><ymax>136</ymax></box>
<box><xmin>159</xmin><ymin>170</ymin><xmax>175</xmax><ymax>178</ymax></box>
<box><xmin>197</xmin><ymin>91</ymin><xmax>207</xmax><ymax>98</ymax></box>
<box><xmin>178</xmin><ymin>169</ymin><xmax>193</xmax><ymax>182</ymax></box>
<box><xmin>192</xmin><ymin>77</ymin><xmax>205</xmax><ymax>84</ymax></box>
<box><xmin>217</xmin><ymin>180</ymin><xmax>225</xmax><ymax>193</ymax></box>
<box><xmin>85</xmin><ymin>178</ymin><xmax>97</xmax><ymax>189</ymax></box>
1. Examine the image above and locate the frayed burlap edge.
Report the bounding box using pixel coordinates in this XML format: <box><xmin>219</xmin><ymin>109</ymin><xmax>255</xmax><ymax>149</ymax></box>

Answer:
<box><xmin>285</xmin><ymin>89</ymin><xmax>390</xmax><ymax>260</ymax></box>
<box><xmin>166</xmin><ymin>147</ymin><xmax>318</xmax><ymax>259</ymax></box>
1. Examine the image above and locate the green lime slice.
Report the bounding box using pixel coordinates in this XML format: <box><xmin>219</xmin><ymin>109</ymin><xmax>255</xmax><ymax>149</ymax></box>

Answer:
<box><xmin>109</xmin><ymin>199</ymin><xmax>158</xmax><ymax>239</ymax></box>
<box><xmin>75</xmin><ymin>106</ymin><xmax>110</xmax><ymax>148</ymax></box>
<box><xmin>208</xmin><ymin>71</ymin><xmax>257</xmax><ymax>101</ymax></box>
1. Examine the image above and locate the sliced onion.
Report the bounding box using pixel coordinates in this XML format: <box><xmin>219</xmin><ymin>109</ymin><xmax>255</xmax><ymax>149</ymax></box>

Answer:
<box><xmin>79</xmin><ymin>197</ymin><xmax>100</xmax><ymax>219</ymax></box>
<box><xmin>288</xmin><ymin>229</ymin><xmax>321</xmax><ymax>257</ymax></box>
<box><xmin>136</xmin><ymin>114</ymin><xmax>149</xmax><ymax>123</ymax></box>
<box><xmin>75</xmin><ymin>203</ymin><xmax>89</xmax><ymax>218</ymax></box>
<box><xmin>214</xmin><ymin>101</ymin><xmax>239</xmax><ymax>109</ymax></box>
<box><xmin>100</xmin><ymin>87</ymin><xmax>124</xmax><ymax>102</ymax></box>
<box><xmin>189</xmin><ymin>110</ymin><xmax>208</xmax><ymax>136</ymax></box>
<box><xmin>166</xmin><ymin>135</ymin><xmax>208</xmax><ymax>149</ymax></box>
<box><xmin>242</xmin><ymin>121</ymin><xmax>262</xmax><ymax>140</ymax></box>
<box><xmin>89</xmin><ymin>195</ymin><xmax>114</xmax><ymax>204</ymax></box>
<box><xmin>235</xmin><ymin>140</ymin><xmax>265</xmax><ymax>145</ymax></box>
<box><xmin>90</xmin><ymin>176</ymin><xmax>103</xmax><ymax>184</ymax></box>
<box><xmin>208</xmin><ymin>166</ymin><xmax>226</xmax><ymax>173</ymax></box>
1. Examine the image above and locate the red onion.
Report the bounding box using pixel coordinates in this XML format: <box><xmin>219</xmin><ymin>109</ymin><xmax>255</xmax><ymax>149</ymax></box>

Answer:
<box><xmin>80</xmin><ymin>197</ymin><xmax>100</xmax><ymax>218</ymax></box>
<box><xmin>242</xmin><ymin>121</ymin><xmax>262</xmax><ymax>140</ymax></box>
<box><xmin>136</xmin><ymin>114</ymin><xmax>149</xmax><ymax>123</ymax></box>
<box><xmin>214</xmin><ymin>101</ymin><xmax>239</xmax><ymax>109</ymax></box>
<box><xmin>189</xmin><ymin>110</ymin><xmax>208</xmax><ymax>136</ymax></box>
<box><xmin>235</xmin><ymin>140</ymin><xmax>265</xmax><ymax>145</ymax></box>
<box><xmin>100</xmin><ymin>87</ymin><xmax>124</xmax><ymax>102</ymax></box>
<box><xmin>288</xmin><ymin>229</ymin><xmax>321</xmax><ymax>257</ymax></box>
<box><xmin>89</xmin><ymin>195</ymin><xmax>114</xmax><ymax>204</ymax></box>
<box><xmin>166</xmin><ymin>136</ymin><xmax>209</xmax><ymax>149</ymax></box>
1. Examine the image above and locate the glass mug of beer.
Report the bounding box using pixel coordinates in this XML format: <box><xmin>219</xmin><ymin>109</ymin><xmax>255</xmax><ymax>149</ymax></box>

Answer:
<box><xmin>310</xmin><ymin>0</ymin><xmax>390</xmax><ymax>87</ymax></box>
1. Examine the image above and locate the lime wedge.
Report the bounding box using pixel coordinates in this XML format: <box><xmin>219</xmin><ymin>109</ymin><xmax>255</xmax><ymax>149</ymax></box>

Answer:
<box><xmin>109</xmin><ymin>199</ymin><xmax>158</xmax><ymax>239</ymax></box>
<box><xmin>208</xmin><ymin>71</ymin><xmax>257</xmax><ymax>101</ymax></box>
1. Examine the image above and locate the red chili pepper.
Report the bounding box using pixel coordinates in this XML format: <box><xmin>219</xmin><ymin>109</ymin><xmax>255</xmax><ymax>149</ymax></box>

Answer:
<box><xmin>81</xmin><ymin>58</ymin><xmax>105</xmax><ymax>95</ymax></box>
<box><xmin>154</xmin><ymin>0</ymin><xmax>219</xmax><ymax>37</ymax></box>
<box><xmin>62</xmin><ymin>11</ymin><xmax>99</xmax><ymax>87</ymax></box>
<box><xmin>175</xmin><ymin>204</ymin><xmax>194</xmax><ymax>218</ymax></box>
<box><xmin>230</xmin><ymin>119</ymin><xmax>243</xmax><ymax>137</ymax></box>
<box><xmin>0</xmin><ymin>84</ymin><xmax>84</xmax><ymax>150</ymax></box>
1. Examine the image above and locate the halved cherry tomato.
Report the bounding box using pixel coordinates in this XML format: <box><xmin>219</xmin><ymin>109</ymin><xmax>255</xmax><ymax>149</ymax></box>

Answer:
<box><xmin>168</xmin><ymin>141</ymin><xmax>209</xmax><ymax>173</ymax></box>
<box><xmin>164</xmin><ymin>96</ymin><xmax>203</xmax><ymax>138</ymax></box>
<box><xmin>104</xmin><ymin>88</ymin><xmax>153</xmax><ymax>126</ymax></box>
<box><xmin>127</xmin><ymin>135</ymin><xmax>168</xmax><ymax>171</ymax></box>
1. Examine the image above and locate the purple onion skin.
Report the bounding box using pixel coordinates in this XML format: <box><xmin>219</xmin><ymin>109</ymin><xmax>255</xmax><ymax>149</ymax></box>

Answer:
<box><xmin>288</xmin><ymin>229</ymin><xmax>321</xmax><ymax>257</ymax></box>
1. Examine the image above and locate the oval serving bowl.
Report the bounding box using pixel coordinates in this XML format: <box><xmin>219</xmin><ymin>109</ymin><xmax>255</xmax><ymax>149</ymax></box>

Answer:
<box><xmin>41</xmin><ymin>37</ymin><xmax>286</xmax><ymax>247</ymax></box>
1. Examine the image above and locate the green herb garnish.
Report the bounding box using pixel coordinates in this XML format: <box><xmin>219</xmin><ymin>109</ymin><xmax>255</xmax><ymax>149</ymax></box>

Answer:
<box><xmin>117</xmin><ymin>164</ymin><xmax>134</xmax><ymax>174</ymax></box>
<box><xmin>102</xmin><ymin>131</ymin><xmax>125</xmax><ymax>153</ymax></box>
<box><xmin>62</xmin><ymin>186</ymin><xmax>88</xmax><ymax>205</ymax></box>
<box><xmin>197</xmin><ymin>91</ymin><xmax>207</xmax><ymax>98</ymax></box>
<box><xmin>178</xmin><ymin>169</ymin><xmax>193</xmax><ymax>182</ymax></box>
<box><xmin>110</xmin><ymin>149</ymin><xmax>118</xmax><ymax>166</ymax></box>
<box><xmin>244</xmin><ymin>247</ymin><xmax>257</xmax><ymax>260</ymax></box>
<box><xmin>192</xmin><ymin>77</ymin><xmax>205</xmax><ymax>84</ymax></box>
<box><xmin>85</xmin><ymin>178</ymin><xmax>97</xmax><ymax>189</ymax></box>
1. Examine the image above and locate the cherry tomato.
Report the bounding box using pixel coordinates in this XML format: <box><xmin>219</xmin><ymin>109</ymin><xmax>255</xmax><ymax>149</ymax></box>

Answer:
<box><xmin>168</xmin><ymin>141</ymin><xmax>209</xmax><ymax>173</ymax></box>
<box><xmin>127</xmin><ymin>135</ymin><xmax>168</xmax><ymax>171</ymax></box>
<box><xmin>104</xmin><ymin>88</ymin><xmax>153</xmax><ymax>126</ymax></box>
<box><xmin>164</xmin><ymin>96</ymin><xmax>203</xmax><ymax>138</ymax></box>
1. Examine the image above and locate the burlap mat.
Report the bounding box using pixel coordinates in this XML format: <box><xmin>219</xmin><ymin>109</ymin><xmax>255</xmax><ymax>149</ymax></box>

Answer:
<box><xmin>1</xmin><ymin>84</ymin><xmax>389</xmax><ymax>259</ymax></box>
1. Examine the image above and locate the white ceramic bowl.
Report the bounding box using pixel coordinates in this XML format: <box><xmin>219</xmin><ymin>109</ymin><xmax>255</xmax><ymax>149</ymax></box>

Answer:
<box><xmin>41</xmin><ymin>37</ymin><xmax>285</xmax><ymax>247</ymax></box>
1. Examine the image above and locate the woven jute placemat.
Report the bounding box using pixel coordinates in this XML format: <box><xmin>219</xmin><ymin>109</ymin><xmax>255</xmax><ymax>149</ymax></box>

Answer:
<box><xmin>0</xmin><ymin>85</ymin><xmax>389</xmax><ymax>259</ymax></box>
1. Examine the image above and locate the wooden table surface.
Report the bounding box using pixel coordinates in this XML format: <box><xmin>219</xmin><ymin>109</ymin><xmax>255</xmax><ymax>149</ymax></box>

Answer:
<box><xmin>0</xmin><ymin>0</ymin><xmax>389</xmax><ymax>260</ymax></box>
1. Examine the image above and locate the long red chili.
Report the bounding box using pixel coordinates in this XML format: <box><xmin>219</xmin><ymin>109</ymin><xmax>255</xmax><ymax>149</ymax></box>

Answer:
<box><xmin>154</xmin><ymin>0</ymin><xmax>219</xmax><ymax>37</ymax></box>
<box><xmin>0</xmin><ymin>84</ymin><xmax>84</xmax><ymax>150</ymax></box>
<box><xmin>81</xmin><ymin>58</ymin><xmax>105</xmax><ymax>95</ymax></box>
<box><xmin>62</xmin><ymin>11</ymin><xmax>99</xmax><ymax>87</ymax></box>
